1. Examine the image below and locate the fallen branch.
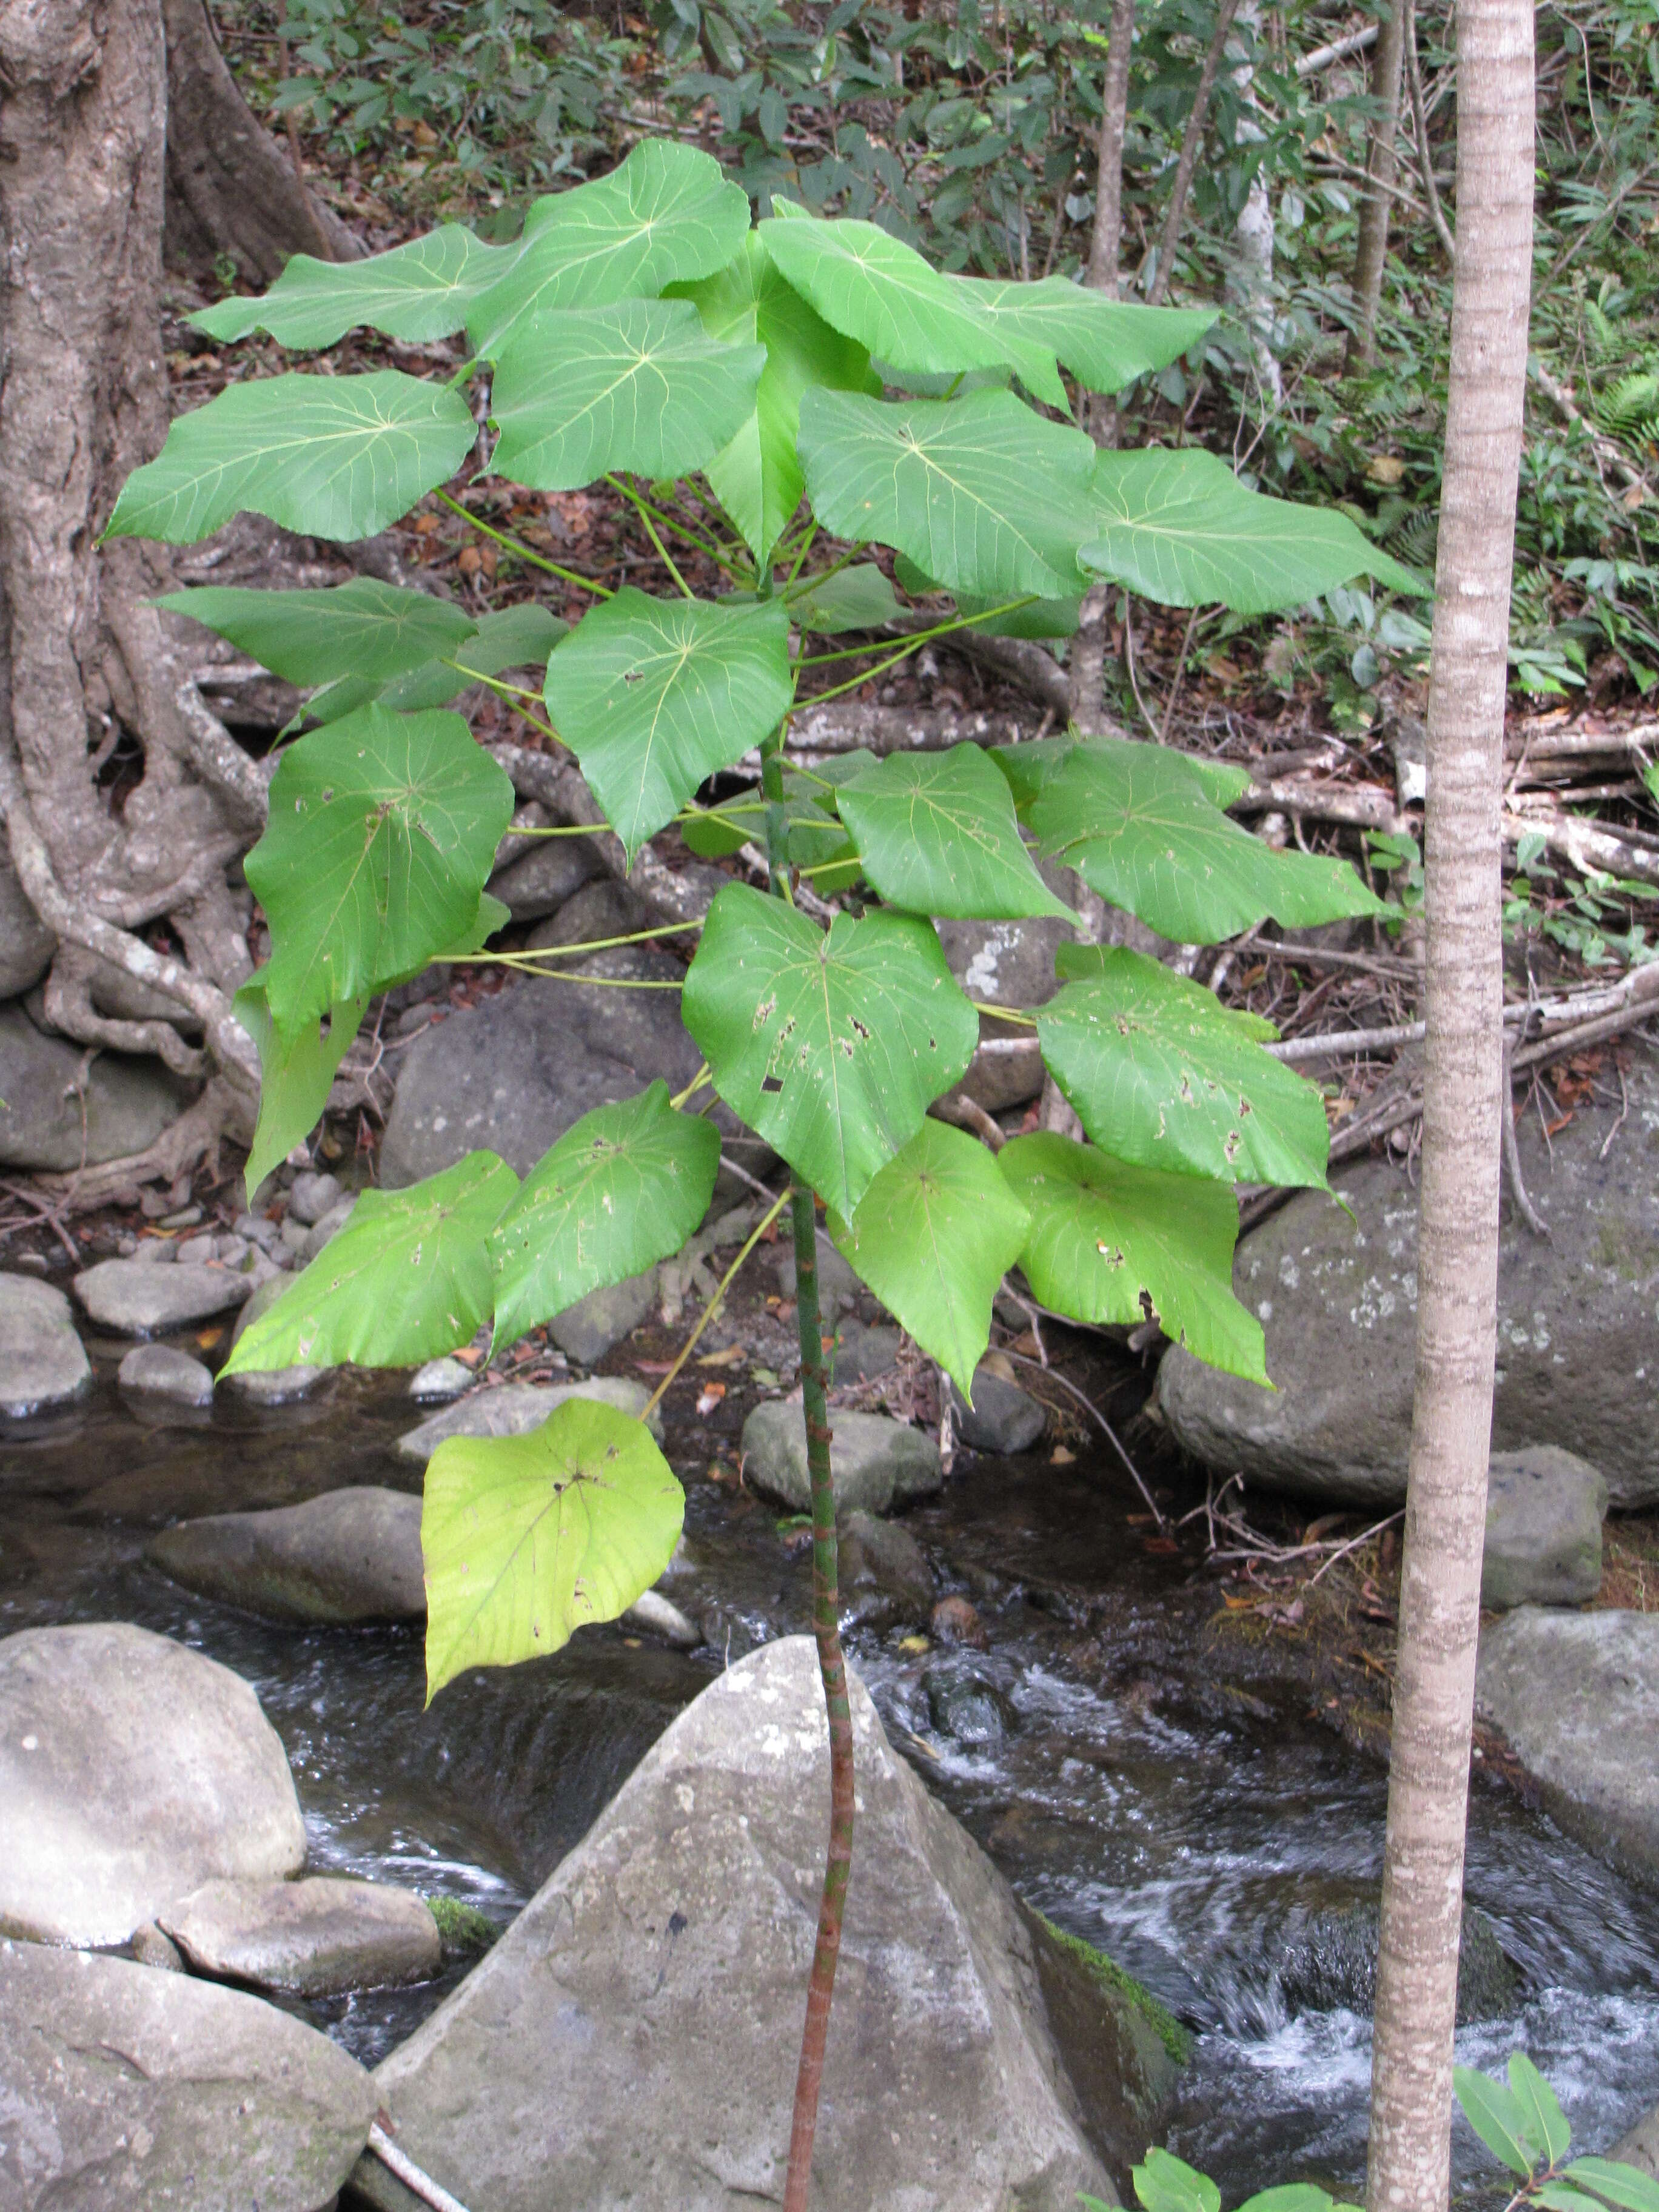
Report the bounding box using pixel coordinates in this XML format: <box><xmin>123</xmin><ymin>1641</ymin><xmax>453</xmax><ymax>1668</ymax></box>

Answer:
<box><xmin>786</xmin><ymin>702</ymin><xmax>1031</xmax><ymax>757</ymax></box>
<box><xmin>366</xmin><ymin>2120</ymin><xmax>474</xmax><ymax>2212</ymax></box>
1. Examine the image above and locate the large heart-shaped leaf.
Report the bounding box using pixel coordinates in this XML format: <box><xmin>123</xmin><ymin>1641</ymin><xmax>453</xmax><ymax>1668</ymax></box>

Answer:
<box><xmin>829</xmin><ymin>1118</ymin><xmax>1030</xmax><ymax>1398</ymax></box>
<box><xmin>191</xmin><ymin>226</ymin><xmax>515</xmax><ymax>348</ymax></box>
<box><xmin>675</xmin><ymin>233</ymin><xmax>880</xmax><ymax>566</ymax></box>
<box><xmin>682</xmin><ymin>883</ymin><xmax>978</xmax><ymax>1219</ymax></box>
<box><xmin>836</xmin><ymin>745</ymin><xmax>1071</xmax><ymax>921</ymax></box>
<box><xmin>467</xmin><ymin>139</ymin><xmax>751</xmax><ymax>359</ymax></box>
<box><xmin>247</xmin><ymin>703</ymin><xmax>517</xmax><ymax>1030</ymax></box>
<box><xmin>106</xmin><ymin>372</ymin><xmax>478</xmax><ymax>545</ymax></box>
<box><xmin>946</xmin><ymin>278</ymin><xmax>1215</xmax><ymax>396</ymax></box>
<box><xmin>999</xmin><ymin>1131</ymin><xmax>1265</xmax><ymax>1381</ymax></box>
<box><xmin>489</xmin><ymin>1084</ymin><xmax>722</xmax><ymax>1352</ymax></box>
<box><xmin>235</xmin><ymin>980</ymin><xmax>369</xmax><ymax>1203</ymax></box>
<box><xmin>797</xmin><ymin>387</ymin><xmax>1095</xmax><ymax>602</ymax></box>
<box><xmin>1040</xmin><ymin>945</ymin><xmax>1330</xmax><ymax>1188</ymax></box>
<box><xmin>423</xmin><ymin>1396</ymin><xmax>685</xmax><ymax>1698</ymax></box>
<box><xmin>221</xmin><ymin>1151</ymin><xmax>518</xmax><ymax>1378</ymax></box>
<box><xmin>1027</xmin><ymin>739</ymin><xmax>1384</xmax><ymax>944</ymax></box>
<box><xmin>1081</xmin><ymin>449</ymin><xmax>1426</xmax><ymax>612</ymax></box>
<box><xmin>155</xmin><ymin>580</ymin><xmax>478</xmax><ymax>688</ymax></box>
<box><xmin>489</xmin><ymin>300</ymin><xmax>765</xmax><ymax>491</ymax></box>
<box><xmin>306</xmin><ymin>602</ymin><xmax>568</xmax><ymax>724</ymax></box>
<box><xmin>542</xmin><ymin>588</ymin><xmax>792</xmax><ymax>860</ymax></box>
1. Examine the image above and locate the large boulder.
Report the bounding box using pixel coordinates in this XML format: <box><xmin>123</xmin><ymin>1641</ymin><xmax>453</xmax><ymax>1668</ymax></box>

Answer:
<box><xmin>397</xmin><ymin>1375</ymin><xmax>659</xmax><ymax>1465</ymax></box>
<box><xmin>742</xmin><ymin>1400</ymin><xmax>943</xmax><ymax>1515</ymax></box>
<box><xmin>1157</xmin><ymin>1051</ymin><xmax>1659</xmax><ymax>1506</ymax></box>
<box><xmin>147</xmin><ymin>1486</ymin><xmax>427</xmax><ymax>1624</ymax></box>
<box><xmin>488</xmin><ymin>832</ymin><xmax>604</xmax><ymax>920</ymax></box>
<box><xmin>0</xmin><ymin>1005</ymin><xmax>192</xmax><ymax>1171</ymax></box>
<box><xmin>352</xmin><ymin>1637</ymin><xmax>1115</xmax><ymax>2212</ymax></box>
<box><xmin>158</xmin><ymin>1874</ymin><xmax>441</xmax><ymax>1998</ymax></box>
<box><xmin>1476</xmin><ymin>1607</ymin><xmax>1659</xmax><ymax>1879</ymax></box>
<box><xmin>73</xmin><ymin>1255</ymin><xmax>254</xmax><ymax>1336</ymax></box>
<box><xmin>0</xmin><ymin>1623</ymin><xmax>306</xmax><ymax>1945</ymax></box>
<box><xmin>0</xmin><ymin>1275</ymin><xmax>90</xmax><ymax>1419</ymax></box>
<box><xmin>1612</xmin><ymin>2100</ymin><xmax>1658</xmax><ymax>2179</ymax></box>
<box><xmin>0</xmin><ymin>1939</ymin><xmax>376</xmax><ymax>2211</ymax></box>
<box><xmin>1277</xmin><ymin>1900</ymin><xmax>1518</xmax><ymax>2025</ymax></box>
<box><xmin>1482</xmin><ymin>1446</ymin><xmax>1607</xmax><ymax>1610</ymax></box>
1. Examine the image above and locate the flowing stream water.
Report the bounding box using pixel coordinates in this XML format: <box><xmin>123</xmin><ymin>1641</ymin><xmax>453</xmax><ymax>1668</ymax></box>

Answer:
<box><xmin>3</xmin><ymin>1340</ymin><xmax>1656</xmax><ymax>2202</ymax></box>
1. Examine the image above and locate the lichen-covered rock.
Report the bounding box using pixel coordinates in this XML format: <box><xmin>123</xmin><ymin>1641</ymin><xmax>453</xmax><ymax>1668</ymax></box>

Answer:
<box><xmin>741</xmin><ymin>1400</ymin><xmax>942</xmax><ymax>1515</ymax></box>
<box><xmin>1482</xmin><ymin>1446</ymin><xmax>1607</xmax><ymax>1610</ymax></box>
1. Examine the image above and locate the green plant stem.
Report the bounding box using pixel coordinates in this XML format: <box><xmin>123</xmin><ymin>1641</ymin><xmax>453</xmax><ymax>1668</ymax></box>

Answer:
<box><xmin>640</xmin><ymin>1189</ymin><xmax>790</xmax><ymax>1418</ymax></box>
<box><xmin>606</xmin><ymin>475</ymin><xmax>694</xmax><ymax>597</ymax></box>
<box><xmin>603</xmin><ymin>474</ymin><xmax>749</xmax><ymax>580</ymax></box>
<box><xmin>489</xmin><ymin>920</ymin><xmax>704</xmax><ymax>967</ymax></box>
<box><xmin>782</xmin><ymin>1172</ymin><xmax>854</xmax><ymax>2212</ymax></box>
<box><xmin>435</xmin><ymin>489</ymin><xmax>614</xmax><ymax>598</ymax></box>
<box><xmin>794</xmin><ymin>599</ymin><xmax>1038</xmax><ymax>695</ymax></box>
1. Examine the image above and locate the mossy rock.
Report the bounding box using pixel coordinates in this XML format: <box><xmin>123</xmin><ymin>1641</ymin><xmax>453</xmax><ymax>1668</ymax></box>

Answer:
<box><xmin>424</xmin><ymin>1894</ymin><xmax>500</xmax><ymax>1962</ymax></box>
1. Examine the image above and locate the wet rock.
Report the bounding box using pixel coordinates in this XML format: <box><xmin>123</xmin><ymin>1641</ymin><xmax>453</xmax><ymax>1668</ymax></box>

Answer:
<box><xmin>300</xmin><ymin>1191</ymin><xmax>356</xmax><ymax>1261</ymax></box>
<box><xmin>0</xmin><ymin>1622</ymin><xmax>305</xmax><ymax>1946</ymax></box>
<box><xmin>350</xmin><ymin>1637</ymin><xmax>1111</xmax><ymax>2212</ymax></box>
<box><xmin>287</xmin><ymin>1168</ymin><xmax>342</xmax><ymax>1224</ymax></box>
<box><xmin>118</xmin><ymin>1342</ymin><xmax>214</xmax><ymax>1408</ymax></box>
<box><xmin>0</xmin><ymin>845</ymin><xmax>53</xmax><ymax>1000</ymax></box>
<box><xmin>410</xmin><ymin>1354</ymin><xmax>475</xmax><ymax>1401</ymax></box>
<box><xmin>937</xmin><ymin>914</ymin><xmax>1071</xmax><ymax>1112</ymax></box>
<box><xmin>622</xmin><ymin>1589</ymin><xmax>703</xmax><ymax>1649</ymax></box>
<box><xmin>931</xmin><ymin>1594</ymin><xmax>990</xmax><ymax>1649</ymax></box>
<box><xmin>549</xmin><ymin>1267</ymin><xmax>658</xmax><ymax>1366</ymax></box>
<box><xmin>489</xmin><ymin>831</ymin><xmax>603</xmax><ymax>920</ymax></box>
<box><xmin>129</xmin><ymin>1920</ymin><xmax>186</xmax><ymax>1972</ymax></box>
<box><xmin>222</xmin><ymin>1270</ymin><xmax>324</xmax><ymax>1401</ymax></box>
<box><xmin>1483</xmin><ymin>1446</ymin><xmax>1607</xmax><ymax>1610</ymax></box>
<box><xmin>741</xmin><ymin>1401</ymin><xmax>942</xmax><ymax>1515</ymax></box>
<box><xmin>1476</xmin><ymin>1607</ymin><xmax>1659</xmax><ymax>1878</ymax></box>
<box><xmin>73</xmin><ymin>1255</ymin><xmax>253</xmax><ymax>1336</ymax></box>
<box><xmin>159</xmin><ymin>1874</ymin><xmax>441</xmax><ymax>1998</ymax></box>
<box><xmin>951</xmin><ymin>1361</ymin><xmax>1047</xmax><ymax>1453</ymax></box>
<box><xmin>0</xmin><ymin>1939</ymin><xmax>376</xmax><ymax>2210</ymax></box>
<box><xmin>0</xmin><ymin>1004</ymin><xmax>192</xmax><ymax>1171</ymax></box>
<box><xmin>398</xmin><ymin>1375</ymin><xmax>660</xmax><ymax>1464</ymax></box>
<box><xmin>1279</xmin><ymin>1900</ymin><xmax>1518</xmax><ymax>2025</ymax></box>
<box><xmin>830</xmin><ymin>1316</ymin><xmax>902</xmax><ymax>1383</ymax></box>
<box><xmin>0</xmin><ymin>1274</ymin><xmax>90</xmax><ymax>1419</ymax></box>
<box><xmin>925</xmin><ymin>1663</ymin><xmax>1017</xmax><ymax>1744</ymax></box>
<box><xmin>840</xmin><ymin>1509</ymin><xmax>934</xmax><ymax>1625</ymax></box>
<box><xmin>1612</xmin><ymin>2101</ymin><xmax>1659</xmax><ymax>2179</ymax></box>
<box><xmin>1157</xmin><ymin>1050</ymin><xmax>1659</xmax><ymax>1506</ymax></box>
<box><xmin>231</xmin><ymin>1271</ymin><xmax>287</xmax><ymax>1344</ymax></box>
<box><xmin>148</xmin><ymin>1486</ymin><xmax>426</xmax><ymax>1624</ymax></box>
<box><xmin>773</xmin><ymin>1230</ymin><xmax>863</xmax><ymax>1320</ymax></box>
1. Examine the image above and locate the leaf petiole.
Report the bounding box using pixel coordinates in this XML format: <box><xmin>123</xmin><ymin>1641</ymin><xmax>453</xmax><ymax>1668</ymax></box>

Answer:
<box><xmin>434</xmin><ymin>489</ymin><xmax>614</xmax><ymax>598</ymax></box>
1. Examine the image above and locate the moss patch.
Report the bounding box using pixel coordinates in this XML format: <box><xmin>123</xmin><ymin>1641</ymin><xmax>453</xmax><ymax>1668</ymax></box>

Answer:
<box><xmin>424</xmin><ymin>1895</ymin><xmax>500</xmax><ymax>1957</ymax></box>
<box><xmin>1033</xmin><ymin>1910</ymin><xmax>1191</xmax><ymax>2067</ymax></box>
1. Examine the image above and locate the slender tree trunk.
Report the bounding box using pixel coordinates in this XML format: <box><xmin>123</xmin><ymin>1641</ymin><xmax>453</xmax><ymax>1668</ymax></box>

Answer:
<box><xmin>1347</xmin><ymin>0</ymin><xmax>1410</xmax><ymax>370</ymax></box>
<box><xmin>1365</xmin><ymin>0</ymin><xmax>1533</xmax><ymax>2202</ymax></box>
<box><xmin>1149</xmin><ymin>0</ymin><xmax>1244</xmax><ymax>306</ymax></box>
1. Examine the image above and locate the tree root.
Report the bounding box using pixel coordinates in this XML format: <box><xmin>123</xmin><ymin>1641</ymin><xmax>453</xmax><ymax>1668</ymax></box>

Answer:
<box><xmin>35</xmin><ymin>1076</ymin><xmax>252</xmax><ymax>1215</ymax></box>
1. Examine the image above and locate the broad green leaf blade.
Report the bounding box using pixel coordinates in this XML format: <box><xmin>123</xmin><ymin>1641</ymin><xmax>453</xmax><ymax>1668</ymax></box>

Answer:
<box><xmin>676</xmin><ymin>232</ymin><xmax>880</xmax><ymax>566</ymax></box>
<box><xmin>947</xmin><ymin>277</ymin><xmax>1215</xmax><ymax>396</ymax></box>
<box><xmin>1133</xmin><ymin>2148</ymin><xmax>1222</xmax><ymax>2212</ymax></box>
<box><xmin>1508</xmin><ymin>2054</ymin><xmax>1572</xmax><ymax>2167</ymax></box>
<box><xmin>1040</xmin><ymin>945</ymin><xmax>1330</xmax><ymax>1188</ymax></box>
<box><xmin>680</xmin><ymin>796</ymin><xmax>765</xmax><ymax>858</ymax></box>
<box><xmin>1081</xmin><ymin>449</ymin><xmax>1426</xmax><ymax>612</ymax></box>
<box><xmin>423</xmin><ymin>1397</ymin><xmax>685</xmax><ymax>1698</ymax></box>
<box><xmin>468</xmin><ymin>139</ymin><xmax>751</xmax><ymax>360</ymax></box>
<box><xmin>155</xmin><ymin>579</ymin><xmax>477</xmax><ymax>687</ymax></box>
<box><xmin>836</xmin><ymin>745</ymin><xmax>1072</xmax><ymax>921</ymax></box>
<box><xmin>1028</xmin><ymin>738</ymin><xmax>1384</xmax><ymax>944</ymax></box>
<box><xmin>489</xmin><ymin>300</ymin><xmax>765</xmax><ymax>491</ymax></box>
<box><xmin>682</xmin><ymin>883</ymin><xmax>978</xmax><ymax>1219</ymax></box>
<box><xmin>247</xmin><ymin>704</ymin><xmax>517</xmax><ymax>1030</ymax></box>
<box><xmin>222</xmin><ymin>1152</ymin><xmax>518</xmax><ymax>1377</ymax></box>
<box><xmin>107</xmin><ymin>372</ymin><xmax>478</xmax><ymax>546</ymax></box>
<box><xmin>1540</xmin><ymin>2191</ymin><xmax>1627</xmax><ymax>2212</ymax></box>
<box><xmin>1453</xmin><ymin>2067</ymin><xmax>1543</xmax><ymax>2177</ymax></box>
<box><xmin>542</xmin><ymin>588</ymin><xmax>793</xmax><ymax>861</ymax></box>
<box><xmin>190</xmin><ymin>226</ymin><xmax>515</xmax><ymax>348</ymax></box>
<box><xmin>431</xmin><ymin>891</ymin><xmax>512</xmax><ymax>967</ymax></box>
<box><xmin>1235</xmin><ymin>2190</ymin><xmax>1339</xmax><ymax>2212</ymax></box>
<box><xmin>235</xmin><ymin>980</ymin><xmax>368</xmax><ymax>1204</ymax></box>
<box><xmin>828</xmin><ymin>1119</ymin><xmax>1029</xmax><ymax>1398</ymax></box>
<box><xmin>999</xmin><ymin>1131</ymin><xmax>1265</xmax><ymax>1381</ymax></box>
<box><xmin>797</xmin><ymin>387</ymin><xmax>1095</xmax><ymax>602</ymax></box>
<box><xmin>890</xmin><ymin>553</ymin><xmax>1079</xmax><ymax>639</ymax></box>
<box><xmin>377</xmin><ymin>601</ymin><xmax>569</xmax><ymax>712</ymax></box>
<box><xmin>489</xmin><ymin>1083</ymin><xmax>722</xmax><ymax>1353</ymax></box>
<box><xmin>787</xmin><ymin>563</ymin><xmax>902</xmax><ymax>634</ymax></box>
<box><xmin>1564</xmin><ymin>2162</ymin><xmax>1659</xmax><ymax>2212</ymax></box>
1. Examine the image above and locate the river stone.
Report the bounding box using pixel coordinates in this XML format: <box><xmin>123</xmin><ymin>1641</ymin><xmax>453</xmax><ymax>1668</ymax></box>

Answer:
<box><xmin>0</xmin><ymin>1275</ymin><xmax>90</xmax><ymax>1419</ymax></box>
<box><xmin>1278</xmin><ymin>1901</ymin><xmax>1518</xmax><ymax>2025</ymax></box>
<box><xmin>925</xmin><ymin>1662</ymin><xmax>1019</xmax><ymax>1746</ymax></box>
<box><xmin>1483</xmin><ymin>1446</ymin><xmax>1607</xmax><ymax>1610</ymax></box>
<box><xmin>230</xmin><ymin>1270</ymin><xmax>287</xmax><ymax>1344</ymax></box>
<box><xmin>1157</xmin><ymin>1051</ymin><xmax>1659</xmax><ymax>1506</ymax></box>
<box><xmin>1612</xmin><ymin>2101</ymin><xmax>1659</xmax><ymax>2179</ymax></box>
<box><xmin>951</xmin><ymin>1362</ymin><xmax>1047</xmax><ymax>1453</ymax></box>
<box><xmin>0</xmin><ymin>1938</ymin><xmax>376</xmax><ymax>2210</ymax></box>
<box><xmin>117</xmin><ymin>1341</ymin><xmax>215</xmax><ymax>1408</ymax></box>
<box><xmin>549</xmin><ymin>1267</ymin><xmax>658</xmax><ymax>1366</ymax></box>
<box><xmin>830</xmin><ymin>1316</ymin><xmax>901</xmax><ymax>1383</ymax></box>
<box><xmin>840</xmin><ymin>1507</ymin><xmax>934</xmax><ymax>1625</ymax></box>
<box><xmin>772</xmin><ymin>1229</ymin><xmax>863</xmax><ymax>1319</ymax></box>
<box><xmin>300</xmin><ymin>1191</ymin><xmax>356</xmax><ymax>1260</ymax></box>
<box><xmin>410</xmin><ymin>1354</ymin><xmax>474</xmax><ymax>1401</ymax></box>
<box><xmin>0</xmin><ymin>1623</ymin><xmax>305</xmax><ymax>1947</ymax></box>
<box><xmin>0</xmin><ymin>845</ymin><xmax>53</xmax><ymax>1000</ymax></box>
<box><xmin>741</xmin><ymin>1401</ymin><xmax>943</xmax><ymax>1515</ymax></box>
<box><xmin>351</xmin><ymin>1636</ymin><xmax>1113</xmax><ymax>2212</ymax></box>
<box><xmin>397</xmin><ymin>1375</ymin><xmax>659</xmax><ymax>1464</ymax></box>
<box><xmin>159</xmin><ymin>1875</ymin><xmax>441</xmax><ymax>1998</ymax></box>
<box><xmin>488</xmin><ymin>832</ymin><xmax>603</xmax><ymax>920</ymax></box>
<box><xmin>936</xmin><ymin>914</ymin><xmax>1071</xmax><ymax>1112</ymax></box>
<box><xmin>286</xmin><ymin>1168</ymin><xmax>342</xmax><ymax>1225</ymax></box>
<box><xmin>147</xmin><ymin>1486</ymin><xmax>427</xmax><ymax>1624</ymax></box>
<box><xmin>73</xmin><ymin>1255</ymin><xmax>253</xmax><ymax>1336</ymax></box>
<box><xmin>622</xmin><ymin>1589</ymin><xmax>703</xmax><ymax>1648</ymax></box>
<box><xmin>1476</xmin><ymin>1607</ymin><xmax>1659</xmax><ymax>1877</ymax></box>
<box><xmin>0</xmin><ymin>1004</ymin><xmax>192</xmax><ymax>1171</ymax></box>
<box><xmin>130</xmin><ymin>1920</ymin><xmax>186</xmax><ymax>1972</ymax></box>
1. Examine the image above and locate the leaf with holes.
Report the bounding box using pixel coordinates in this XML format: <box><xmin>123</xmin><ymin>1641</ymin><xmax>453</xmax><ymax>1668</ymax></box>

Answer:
<box><xmin>682</xmin><ymin>882</ymin><xmax>977</xmax><ymax>1219</ymax></box>
<box><xmin>468</xmin><ymin>139</ymin><xmax>751</xmax><ymax>359</ymax></box>
<box><xmin>222</xmin><ymin>1151</ymin><xmax>518</xmax><ymax>1378</ymax></box>
<box><xmin>999</xmin><ymin>1132</ymin><xmax>1265</xmax><ymax>1381</ymax></box>
<box><xmin>247</xmin><ymin>703</ymin><xmax>516</xmax><ymax>1030</ymax></box>
<box><xmin>489</xmin><ymin>300</ymin><xmax>765</xmax><ymax>490</ymax></box>
<box><xmin>106</xmin><ymin>372</ymin><xmax>478</xmax><ymax>545</ymax></box>
<box><xmin>542</xmin><ymin>588</ymin><xmax>792</xmax><ymax>860</ymax></box>
<box><xmin>797</xmin><ymin>388</ymin><xmax>1095</xmax><ymax>603</ymax></box>
<box><xmin>947</xmin><ymin>278</ymin><xmax>1215</xmax><ymax>396</ymax></box>
<box><xmin>191</xmin><ymin>226</ymin><xmax>516</xmax><ymax>349</ymax></box>
<box><xmin>155</xmin><ymin>579</ymin><xmax>478</xmax><ymax>688</ymax></box>
<box><xmin>1039</xmin><ymin>945</ymin><xmax>1329</xmax><ymax>1188</ymax></box>
<box><xmin>489</xmin><ymin>1084</ymin><xmax>722</xmax><ymax>1352</ymax></box>
<box><xmin>828</xmin><ymin>1119</ymin><xmax>1029</xmax><ymax>1398</ymax></box>
<box><xmin>423</xmin><ymin>1396</ymin><xmax>685</xmax><ymax>1698</ymax></box>
<box><xmin>1081</xmin><ymin>449</ymin><xmax>1426</xmax><ymax>612</ymax></box>
<box><xmin>836</xmin><ymin>745</ymin><xmax>1071</xmax><ymax>921</ymax></box>
<box><xmin>234</xmin><ymin>980</ymin><xmax>369</xmax><ymax>1204</ymax></box>
<box><xmin>1027</xmin><ymin>738</ymin><xmax>1384</xmax><ymax>944</ymax></box>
